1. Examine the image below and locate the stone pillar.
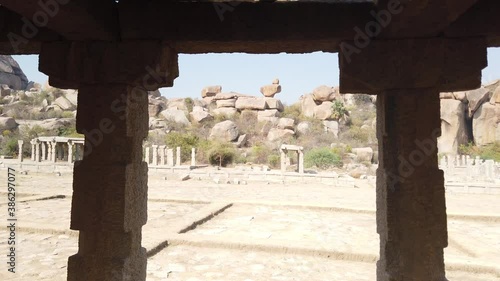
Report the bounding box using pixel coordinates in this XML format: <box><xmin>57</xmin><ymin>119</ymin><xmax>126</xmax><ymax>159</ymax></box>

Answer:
<box><xmin>68</xmin><ymin>142</ymin><xmax>74</xmax><ymax>164</ymax></box>
<box><xmin>41</xmin><ymin>142</ymin><xmax>47</xmax><ymax>161</ymax></box>
<box><xmin>167</xmin><ymin>148</ymin><xmax>174</xmax><ymax>167</ymax></box>
<box><xmin>75</xmin><ymin>144</ymin><xmax>80</xmax><ymax>161</ymax></box>
<box><xmin>51</xmin><ymin>142</ymin><xmax>57</xmax><ymax>163</ymax></box>
<box><xmin>144</xmin><ymin>147</ymin><xmax>150</xmax><ymax>165</ymax></box>
<box><xmin>191</xmin><ymin>148</ymin><xmax>196</xmax><ymax>167</ymax></box>
<box><xmin>39</xmin><ymin>40</ymin><xmax>178</xmax><ymax>281</ymax></box>
<box><xmin>160</xmin><ymin>145</ymin><xmax>166</xmax><ymax>166</ymax></box>
<box><xmin>30</xmin><ymin>140</ymin><xmax>36</xmax><ymax>161</ymax></box>
<box><xmin>151</xmin><ymin>145</ymin><xmax>158</xmax><ymax>166</ymax></box>
<box><xmin>18</xmin><ymin>140</ymin><xmax>24</xmax><ymax>162</ymax></box>
<box><xmin>68</xmin><ymin>84</ymin><xmax>150</xmax><ymax>281</ymax></box>
<box><xmin>35</xmin><ymin>141</ymin><xmax>40</xmax><ymax>162</ymax></box>
<box><xmin>280</xmin><ymin>150</ymin><xmax>287</xmax><ymax>173</ymax></box>
<box><xmin>338</xmin><ymin>38</ymin><xmax>487</xmax><ymax>281</ymax></box>
<box><xmin>176</xmin><ymin>147</ymin><xmax>181</xmax><ymax>166</ymax></box>
<box><xmin>298</xmin><ymin>150</ymin><xmax>304</xmax><ymax>174</ymax></box>
<box><xmin>376</xmin><ymin>90</ymin><xmax>447</xmax><ymax>281</ymax></box>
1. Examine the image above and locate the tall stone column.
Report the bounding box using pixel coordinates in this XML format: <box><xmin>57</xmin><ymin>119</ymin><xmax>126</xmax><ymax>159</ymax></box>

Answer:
<box><xmin>42</xmin><ymin>142</ymin><xmax>47</xmax><ymax>161</ymax></box>
<box><xmin>160</xmin><ymin>145</ymin><xmax>166</xmax><ymax>166</ymax></box>
<box><xmin>51</xmin><ymin>142</ymin><xmax>57</xmax><ymax>163</ymax></box>
<box><xmin>298</xmin><ymin>150</ymin><xmax>304</xmax><ymax>174</ymax></box>
<box><xmin>376</xmin><ymin>90</ymin><xmax>447</xmax><ymax>281</ymax></box>
<box><xmin>339</xmin><ymin>38</ymin><xmax>487</xmax><ymax>281</ymax></box>
<box><xmin>35</xmin><ymin>141</ymin><xmax>40</xmax><ymax>162</ymax></box>
<box><xmin>40</xmin><ymin>40</ymin><xmax>178</xmax><ymax>281</ymax></box>
<box><xmin>68</xmin><ymin>142</ymin><xmax>74</xmax><ymax>164</ymax></box>
<box><xmin>176</xmin><ymin>147</ymin><xmax>181</xmax><ymax>166</ymax></box>
<box><xmin>191</xmin><ymin>148</ymin><xmax>196</xmax><ymax>167</ymax></box>
<box><xmin>167</xmin><ymin>148</ymin><xmax>174</xmax><ymax>167</ymax></box>
<box><xmin>280</xmin><ymin>150</ymin><xmax>287</xmax><ymax>173</ymax></box>
<box><xmin>18</xmin><ymin>140</ymin><xmax>24</xmax><ymax>162</ymax></box>
<box><xmin>30</xmin><ymin>140</ymin><xmax>36</xmax><ymax>161</ymax></box>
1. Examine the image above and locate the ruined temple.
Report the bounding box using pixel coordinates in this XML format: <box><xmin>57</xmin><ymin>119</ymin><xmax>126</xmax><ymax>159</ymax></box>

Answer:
<box><xmin>0</xmin><ymin>0</ymin><xmax>498</xmax><ymax>280</ymax></box>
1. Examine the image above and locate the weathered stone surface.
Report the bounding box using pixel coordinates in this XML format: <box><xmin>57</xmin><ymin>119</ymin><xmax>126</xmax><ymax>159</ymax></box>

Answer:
<box><xmin>312</xmin><ymin>85</ymin><xmax>337</xmax><ymax>102</ymax></box>
<box><xmin>0</xmin><ymin>85</ymin><xmax>12</xmax><ymax>97</ymax></box>
<box><xmin>216</xmin><ymin>99</ymin><xmax>237</xmax><ymax>108</ymax></box>
<box><xmin>0</xmin><ymin>116</ymin><xmax>18</xmax><ymax>131</ymax></box>
<box><xmin>0</xmin><ymin>55</ymin><xmax>29</xmax><ymax>90</ymax></box>
<box><xmin>149</xmin><ymin>90</ymin><xmax>161</xmax><ymax>98</ymax></box>
<box><xmin>300</xmin><ymin>94</ymin><xmax>317</xmax><ymax>118</ymax></box>
<box><xmin>212</xmin><ymin>107</ymin><xmax>238</xmax><ymax>118</ymax></box>
<box><xmin>213</xmin><ymin>92</ymin><xmax>237</xmax><ymax>100</ymax></box>
<box><xmin>235</xmin><ymin>98</ymin><xmax>267</xmax><ymax>110</ymax></box>
<box><xmin>438</xmin><ymin>99</ymin><xmax>468</xmax><ymax>154</ymax></box>
<box><xmin>296</xmin><ymin>121</ymin><xmax>311</xmax><ymax>135</ymax></box>
<box><xmin>267</xmin><ymin>128</ymin><xmax>295</xmax><ymax>142</ymax></box>
<box><xmin>452</xmin><ymin>91</ymin><xmax>467</xmax><ymax>102</ymax></box>
<box><xmin>377</xmin><ymin>90</ymin><xmax>447</xmax><ymax>281</ymax></box>
<box><xmin>490</xmin><ymin>86</ymin><xmax>500</xmax><ymax>104</ymax></box>
<box><xmin>258</xmin><ymin>116</ymin><xmax>279</xmax><ymax>124</ymax></box>
<box><xmin>278</xmin><ymin>118</ymin><xmax>295</xmax><ymax>130</ymax></box>
<box><xmin>439</xmin><ymin>92</ymin><xmax>454</xmax><ymax>99</ymax></box>
<box><xmin>465</xmin><ymin>87</ymin><xmax>491</xmax><ymax>117</ymax></box>
<box><xmin>210</xmin><ymin>120</ymin><xmax>239</xmax><ymax>142</ymax></box>
<box><xmin>352</xmin><ymin>147</ymin><xmax>374</xmax><ymax>163</ymax></box>
<box><xmin>313</xmin><ymin>101</ymin><xmax>333</xmax><ymax>120</ymax></box>
<box><xmin>149</xmin><ymin>118</ymin><xmax>168</xmax><ymax>130</ymax></box>
<box><xmin>473</xmin><ymin>103</ymin><xmax>499</xmax><ymax>146</ymax></box>
<box><xmin>258</xmin><ymin>109</ymin><xmax>279</xmax><ymax>118</ymax></box>
<box><xmin>190</xmin><ymin>110</ymin><xmax>213</xmax><ymax>124</ymax></box>
<box><xmin>38</xmin><ymin>118</ymin><xmax>72</xmax><ymax>131</ymax></box>
<box><xmin>54</xmin><ymin>96</ymin><xmax>75</xmax><ymax>111</ymax></box>
<box><xmin>236</xmin><ymin>134</ymin><xmax>248</xmax><ymax>148</ymax></box>
<box><xmin>323</xmin><ymin>120</ymin><xmax>339</xmax><ymax>137</ymax></box>
<box><xmin>264</xmin><ymin>97</ymin><xmax>284</xmax><ymax>112</ymax></box>
<box><xmin>64</xmin><ymin>90</ymin><xmax>78</xmax><ymax>106</ymax></box>
<box><xmin>148</xmin><ymin>104</ymin><xmax>162</xmax><ymax>117</ymax></box>
<box><xmin>160</xmin><ymin>109</ymin><xmax>190</xmax><ymax>125</ymax></box>
<box><xmin>272</xmin><ymin>78</ymin><xmax>279</xmax><ymax>85</ymax></box>
<box><xmin>260</xmin><ymin>84</ymin><xmax>281</xmax><ymax>97</ymax></box>
<box><xmin>201</xmin><ymin>85</ymin><xmax>222</xmax><ymax>98</ymax></box>
<box><xmin>167</xmin><ymin>98</ymin><xmax>189</xmax><ymax>112</ymax></box>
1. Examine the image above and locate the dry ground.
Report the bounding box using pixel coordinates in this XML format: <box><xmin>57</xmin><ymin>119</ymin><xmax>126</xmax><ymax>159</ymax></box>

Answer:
<box><xmin>0</xmin><ymin>171</ymin><xmax>499</xmax><ymax>281</ymax></box>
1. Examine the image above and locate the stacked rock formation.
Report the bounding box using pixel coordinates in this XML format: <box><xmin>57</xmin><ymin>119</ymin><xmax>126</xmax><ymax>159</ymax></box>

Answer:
<box><xmin>300</xmin><ymin>85</ymin><xmax>344</xmax><ymax>137</ymax></box>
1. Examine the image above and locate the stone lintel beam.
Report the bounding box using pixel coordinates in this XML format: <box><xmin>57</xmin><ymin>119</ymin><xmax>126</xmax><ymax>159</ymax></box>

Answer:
<box><xmin>375</xmin><ymin>0</ymin><xmax>479</xmax><ymax>37</ymax></box>
<box><xmin>339</xmin><ymin>38</ymin><xmax>487</xmax><ymax>94</ymax></box>
<box><xmin>0</xmin><ymin>7</ymin><xmax>60</xmax><ymax>54</ymax></box>
<box><xmin>0</xmin><ymin>0</ymin><xmax>118</xmax><ymax>40</ymax></box>
<box><xmin>39</xmin><ymin>41</ymin><xmax>179</xmax><ymax>90</ymax></box>
<box><xmin>445</xmin><ymin>0</ymin><xmax>500</xmax><ymax>41</ymax></box>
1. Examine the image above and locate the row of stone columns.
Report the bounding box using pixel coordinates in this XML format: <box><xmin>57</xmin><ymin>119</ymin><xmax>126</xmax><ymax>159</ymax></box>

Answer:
<box><xmin>28</xmin><ymin>140</ymin><xmax>84</xmax><ymax>163</ymax></box>
<box><xmin>144</xmin><ymin>145</ymin><xmax>196</xmax><ymax>167</ymax></box>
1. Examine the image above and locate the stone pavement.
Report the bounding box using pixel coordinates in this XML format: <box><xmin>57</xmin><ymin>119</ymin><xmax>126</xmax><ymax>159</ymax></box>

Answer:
<box><xmin>0</xmin><ymin>171</ymin><xmax>499</xmax><ymax>280</ymax></box>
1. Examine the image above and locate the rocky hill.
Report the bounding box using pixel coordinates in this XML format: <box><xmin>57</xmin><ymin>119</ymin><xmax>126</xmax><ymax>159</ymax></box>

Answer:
<box><xmin>0</xmin><ymin>55</ymin><xmax>498</xmax><ymax>174</ymax></box>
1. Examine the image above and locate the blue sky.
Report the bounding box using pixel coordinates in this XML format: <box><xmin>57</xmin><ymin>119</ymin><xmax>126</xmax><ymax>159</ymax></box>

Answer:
<box><xmin>13</xmin><ymin>47</ymin><xmax>500</xmax><ymax>104</ymax></box>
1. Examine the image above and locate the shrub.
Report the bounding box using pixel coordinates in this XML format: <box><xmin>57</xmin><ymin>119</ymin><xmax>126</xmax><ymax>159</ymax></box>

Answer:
<box><xmin>282</xmin><ymin>103</ymin><xmax>302</xmax><ymax>121</ymax></box>
<box><xmin>185</xmin><ymin>97</ymin><xmax>194</xmax><ymax>113</ymax></box>
<box><xmin>304</xmin><ymin>147</ymin><xmax>343</xmax><ymax>169</ymax></box>
<box><xmin>331</xmin><ymin>100</ymin><xmax>348</xmax><ymax>121</ymax></box>
<box><xmin>249</xmin><ymin>144</ymin><xmax>273</xmax><ymax>164</ymax></box>
<box><xmin>165</xmin><ymin>132</ymin><xmax>199</xmax><ymax>163</ymax></box>
<box><xmin>208</xmin><ymin>143</ymin><xmax>236</xmax><ymax>167</ymax></box>
<box><xmin>1</xmin><ymin>137</ymin><xmax>18</xmax><ymax>156</ymax></box>
<box><xmin>459</xmin><ymin>141</ymin><xmax>500</xmax><ymax>162</ymax></box>
<box><xmin>268</xmin><ymin>154</ymin><xmax>281</xmax><ymax>169</ymax></box>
